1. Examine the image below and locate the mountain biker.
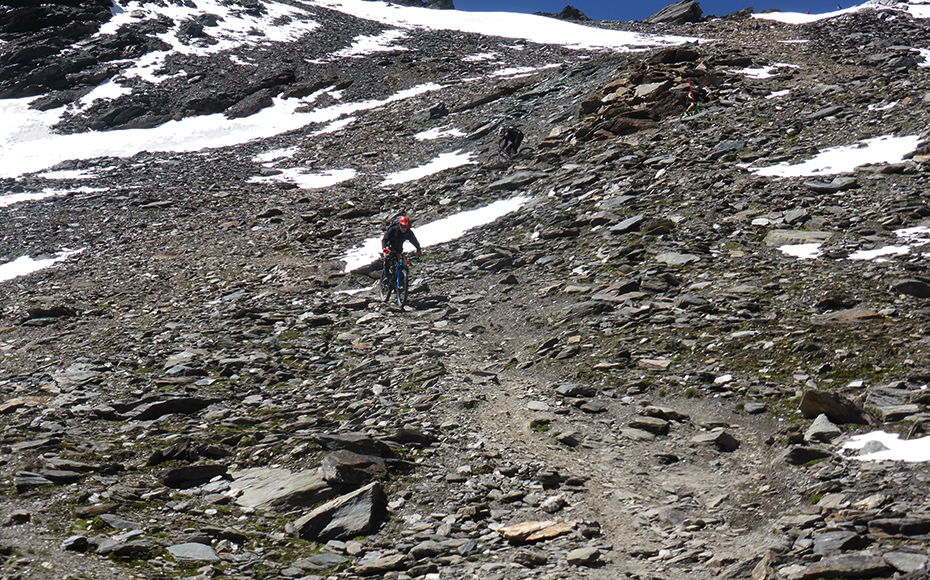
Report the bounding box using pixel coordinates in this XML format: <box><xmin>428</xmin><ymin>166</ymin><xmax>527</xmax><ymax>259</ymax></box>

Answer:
<box><xmin>381</xmin><ymin>215</ymin><xmax>422</xmax><ymax>281</ymax></box>
<box><xmin>498</xmin><ymin>125</ymin><xmax>524</xmax><ymax>157</ymax></box>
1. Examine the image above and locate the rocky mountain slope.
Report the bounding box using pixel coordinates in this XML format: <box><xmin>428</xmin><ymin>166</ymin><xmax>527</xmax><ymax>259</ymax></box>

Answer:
<box><xmin>2</xmin><ymin>1</ymin><xmax>930</xmax><ymax>579</ymax></box>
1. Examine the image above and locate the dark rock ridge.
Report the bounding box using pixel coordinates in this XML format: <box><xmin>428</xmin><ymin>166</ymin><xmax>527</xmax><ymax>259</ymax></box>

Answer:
<box><xmin>391</xmin><ymin>0</ymin><xmax>455</xmax><ymax>8</ymax></box>
<box><xmin>535</xmin><ymin>5</ymin><xmax>592</xmax><ymax>21</ymax></box>
<box><xmin>0</xmin><ymin>0</ymin><xmax>115</xmax><ymax>99</ymax></box>
<box><xmin>2</xmin><ymin>1</ymin><xmax>930</xmax><ymax>580</ymax></box>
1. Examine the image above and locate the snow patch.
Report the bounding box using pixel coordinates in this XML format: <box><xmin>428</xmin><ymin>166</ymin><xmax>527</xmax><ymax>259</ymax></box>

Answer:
<box><xmin>731</xmin><ymin>63</ymin><xmax>798</xmax><ymax>79</ymax></box>
<box><xmin>751</xmin><ymin>135</ymin><xmax>919</xmax><ymax>177</ymax></box>
<box><xmin>330</xmin><ymin>29</ymin><xmax>409</xmax><ymax>59</ymax></box>
<box><xmin>0</xmin><ymin>249</ymin><xmax>85</xmax><ymax>283</ymax></box>
<box><xmin>253</xmin><ymin>147</ymin><xmax>299</xmax><ymax>163</ymax></box>
<box><xmin>415</xmin><ymin>127</ymin><xmax>466</xmax><ymax>141</ymax></box>
<box><xmin>381</xmin><ymin>150</ymin><xmax>476</xmax><ymax>187</ymax></box>
<box><xmin>248</xmin><ymin>168</ymin><xmax>357</xmax><ymax>189</ymax></box>
<box><xmin>779</xmin><ymin>243</ymin><xmax>822</xmax><ymax>260</ymax></box>
<box><xmin>1</xmin><ymin>188</ymin><xmax>106</xmax><ymax>208</ymax></box>
<box><xmin>843</xmin><ymin>430</ymin><xmax>930</xmax><ymax>462</ymax></box>
<box><xmin>0</xmin><ymin>82</ymin><xmax>444</xmax><ymax>179</ymax></box>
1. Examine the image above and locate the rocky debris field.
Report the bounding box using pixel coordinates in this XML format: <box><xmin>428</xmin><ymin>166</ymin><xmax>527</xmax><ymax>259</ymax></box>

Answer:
<box><xmin>2</xmin><ymin>1</ymin><xmax>930</xmax><ymax>580</ymax></box>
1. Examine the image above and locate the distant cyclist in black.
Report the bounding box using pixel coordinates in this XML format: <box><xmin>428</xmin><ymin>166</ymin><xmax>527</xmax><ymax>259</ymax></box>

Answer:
<box><xmin>498</xmin><ymin>125</ymin><xmax>523</xmax><ymax>157</ymax></box>
<box><xmin>381</xmin><ymin>215</ymin><xmax>422</xmax><ymax>280</ymax></box>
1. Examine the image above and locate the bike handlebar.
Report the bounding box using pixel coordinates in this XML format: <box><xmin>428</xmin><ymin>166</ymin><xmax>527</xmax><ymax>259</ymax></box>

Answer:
<box><xmin>382</xmin><ymin>251</ymin><xmax>419</xmax><ymax>259</ymax></box>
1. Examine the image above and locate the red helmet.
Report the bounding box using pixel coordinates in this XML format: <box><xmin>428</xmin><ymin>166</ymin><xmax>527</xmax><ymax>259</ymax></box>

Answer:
<box><xmin>398</xmin><ymin>215</ymin><xmax>410</xmax><ymax>227</ymax></box>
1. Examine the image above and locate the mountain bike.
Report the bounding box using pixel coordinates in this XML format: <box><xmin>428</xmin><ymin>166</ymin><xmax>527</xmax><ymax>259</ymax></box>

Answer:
<box><xmin>380</xmin><ymin>252</ymin><xmax>411</xmax><ymax>307</ymax></box>
<box><xmin>493</xmin><ymin>139</ymin><xmax>521</xmax><ymax>163</ymax></box>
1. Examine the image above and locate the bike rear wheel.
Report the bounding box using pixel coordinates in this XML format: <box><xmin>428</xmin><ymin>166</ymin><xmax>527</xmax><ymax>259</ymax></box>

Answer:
<box><xmin>396</xmin><ymin>268</ymin><xmax>408</xmax><ymax>307</ymax></box>
<box><xmin>379</xmin><ymin>267</ymin><xmax>392</xmax><ymax>303</ymax></box>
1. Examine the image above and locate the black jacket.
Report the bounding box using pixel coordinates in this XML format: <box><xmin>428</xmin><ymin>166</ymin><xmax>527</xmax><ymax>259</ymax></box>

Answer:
<box><xmin>381</xmin><ymin>221</ymin><xmax>421</xmax><ymax>254</ymax></box>
<box><xmin>499</xmin><ymin>127</ymin><xmax>523</xmax><ymax>153</ymax></box>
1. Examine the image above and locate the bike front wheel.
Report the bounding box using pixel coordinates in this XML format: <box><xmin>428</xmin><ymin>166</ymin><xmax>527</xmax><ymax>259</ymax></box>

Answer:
<box><xmin>396</xmin><ymin>268</ymin><xmax>408</xmax><ymax>308</ymax></box>
<box><xmin>380</xmin><ymin>268</ymin><xmax>392</xmax><ymax>303</ymax></box>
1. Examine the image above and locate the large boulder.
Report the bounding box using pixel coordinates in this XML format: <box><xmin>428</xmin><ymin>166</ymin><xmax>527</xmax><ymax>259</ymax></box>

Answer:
<box><xmin>646</xmin><ymin>0</ymin><xmax>702</xmax><ymax>24</ymax></box>
<box><xmin>799</xmin><ymin>389</ymin><xmax>868</xmax><ymax>424</ymax></box>
<box><xmin>288</xmin><ymin>482</ymin><xmax>387</xmax><ymax>542</ymax></box>
<box><xmin>230</xmin><ymin>467</ymin><xmax>340</xmax><ymax>510</ymax></box>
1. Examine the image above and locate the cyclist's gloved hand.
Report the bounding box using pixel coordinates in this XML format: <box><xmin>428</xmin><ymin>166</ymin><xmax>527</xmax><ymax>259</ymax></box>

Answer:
<box><xmin>416</xmin><ymin>250</ymin><xmax>422</xmax><ymax>257</ymax></box>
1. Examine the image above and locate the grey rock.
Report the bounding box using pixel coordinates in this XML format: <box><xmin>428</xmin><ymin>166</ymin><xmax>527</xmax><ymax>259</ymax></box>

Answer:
<box><xmin>98</xmin><ymin>514</ymin><xmax>142</xmax><ymax>530</ymax></box>
<box><xmin>97</xmin><ymin>539</ymin><xmax>156</xmax><ymax>559</ymax></box>
<box><xmin>799</xmin><ymin>389</ymin><xmax>867</xmax><ymax>424</ymax></box>
<box><xmin>890</xmin><ymin>279</ymin><xmax>930</xmax><ymax>299</ymax></box>
<box><xmin>13</xmin><ymin>471</ymin><xmax>53</xmax><ymax>491</ymax></box>
<box><xmin>561</xmin><ymin>300</ymin><xmax>613</xmax><ymax>319</ymax></box>
<box><xmin>579</xmin><ymin>399</ymin><xmax>609</xmax><ymax>413</ymax></box>
<box><xmin>808</xmin><ymin>105</ymin><xmax>844</xmax><ymax>120</ymax></box>
<box><xmin>166</xmin><ymin>542</ymin><xmax>220</xmax><ymax>562</ymax></box>
<box><xmin>690</xmin><ymin>429</ymin><xmax>739</xmax><ymax>452</ymax></box>
<box><xmin>812</xmin><ymin>530</ymin><xmax>870</xmax><ymax>555</ymax></box>
<box><xmin>62</xmin><ymin>535</ymin><xmax>88</xmax><ymax>552</ymax></box>
<box><xmin>779</xmin><ymin>514</ymin><xmax>822</xmax><ymax>530</ymax></box>
<box><xmin>782</xmin><ymin>446</ymin><xmax>833</xmax><ymax>466</ymax></box>
<box><xmin>658</xmin><ymin>507</ymin><xmax>688</xmax><ymax>526</ymax></box>
<box><xmin>656</xmin><ymin>252</ymin><xmax>700</xmax><ymax>265</ymax></box>
<box><xmin>554</xmin><ymin>430</ymin><xmax>581</xmax><ymax>447</ymax></box>
<box><xmin>289</xmin><ymin>481</ymin><xmax>387</xmax><ymax>542</ymax></box>
<box><xmin>320</xmin><ymin>450</ymin><xmax>386</xmax><ymax>485</ymax></box>
<box><xmin>878</xmin><ymin>404</ymin><xmax>920</xmax><ymax>422</ymax></box>
<box><xmin>784</xmin><ymin>208</ymin><xmax>810</xmax><ymax>225</ymax></box>
<box><xmin>642</xmin><ymin>406</ymin><xmax>689</xmax><ymax>421</ymax></box>
<box><xmin>763</xmin><ymin>229</ymin><xmax>834</xmax><ymax>247</ymax></box>
<box><xmin>609</xmin><ymin>214</ymin><xmax>646</xmax><ymax>235</ymax></box>
<box><xmin>514</xmin><ymin>549</ymin><xmax>548</xmax><ymax>567</ymax></box>
<box><xmin>540</xmin><ymin>493</ymin><xmax>568</xmax><ymax>513</ymax></box>
<box><xmin>711</xmin><ymin>139</ymin><xmax>745</xmax><ymax>159</ymax></box>
<box><xmin>6</xmin><ymin>510</ymin><xmax>30</xmax><ymax>524</ymax></box>
<box><xmin>147</xmin><ymin>438</ymin><xmax>198</xmax><ymax>465</ymax></box>
<box><xmin>51</xmin><ymin>363</ymin><xmax>100</xmax><ymax>389</ymax></box>
<box><xmin>293</xmin><ymin>552</ymin><xmax>350</xmax><ymax>570</ymax></box>
<box><xmin>869</xmin><ymin>518</ymin><xmax>930</xmax><ymax>537</ymax></box>
<box><xmin>353</xmin><ymin>553</ymin><xmax>408</xmax><ymax>575</ymax></box>
<box><xmin>161</xmin><ymin>464</ymin><xmax>227</xmax><ymax>489</ymax></box>
<box><xmin>799</xmin><ymin>554</ymin><xmax>892</xmax><ymax>579</ymax></box>
<box><xmin>858</xmin><ymin>439</ymin><xmax>890</xmax><ymax>455</ymax></box>
<box><xmin>131</xmin><ymin>397</ymin><xmax>217</xmax><ymax>420</ymax></box>
<box><xmin>591</xmin><ymin>279</ymin><xmax>641</xmax><ymax>302</ymax></box>
<box><xmin>621</xmin><ymin>427</ymin><xmax>657</xmax><ymax>441</ymax></box>
<box><xmin>556</xmin><ymin>383</ymin><xmax>598</xmax><ymax>397</ymax></box>
<box><xmin>385</xmin><ymin>427</ymin><xmax>438</xmax><ymax>447</ymax></box>
<box><xmin>805</xmin><ymin>413</ymin><xmax>842</xmax><ymax>443</ymax></box>
<box><xmin>566</xmin><ymin>546</ymin><xmax>601</xmax><ymax>565</ymax></box>
<box><xmin>230</xmin><ymin>467</ymin><xmax>337</xmax><ymax>510</ymax></box>
<box><xmin>36</xmin><ymin>468</ymin><xmax>82</xmax><ymax>483</ymax></box>
<box><xmin>408</xmin><ymin>540</ymin><xmax>445</xmax><ymax>558</ymax></box>
<box><xmin>629</xmin><ymin>415</ymin><xmax>670</xmax><ymax>435</ymax></box>
<box><xmin>635</xmin><ymin>80</ymin><xmax>673</xmax><ymax>100</ymax></box>
<box><xmin>804</xmin><ymin>176</ymin><xmax>858</xmax><ymax>193</ymax></box>
<box><xmin>646</xmin><ymin>0</ymin><xmax>702</xmax><ymax>24</ymax></box>
<box><xmin>883</xmin><ymin>551</ymin><xmax>929</xmax><ymax>574</ymax></box>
